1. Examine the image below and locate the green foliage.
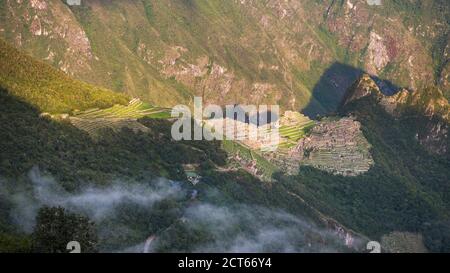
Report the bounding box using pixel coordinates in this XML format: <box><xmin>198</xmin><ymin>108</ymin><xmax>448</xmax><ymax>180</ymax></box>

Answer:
<box><xmin>0</xmin><ymin>39</ymin><xmax>129</xmax><ymax>113</ymax></box>
<box><xmin>422</xmin><ymin>221</ymin><xmax>450</xmax><ymax>252</ymax></box>
<box><xmin>0</xmin><ymin>88</ymin><xmax>330</xmax><ymax>252</ymax></box>
<box><xmin>96</xmin><ymin>195</ymin><xmax>188</xmax><ymax>251</ymax></box>
<box><xmin>222</xmin><ymin>140</ymin><xmax>277</xmax><ymax>180</ymax></box>
<box><xmin>431</xmin><ymin>32</ymin><xmax>449</xmax><ymax>83</ymax></box>
<box><xmin>2</xmin><ymin>0</ymin><xmax>448</xmax><ymax>112</ymax></box>
<box><xmin>0</xmin><ymin>233</ymin><xmax>31</xmax><ymax>253</ymax></box>
<box><xmin>0</xmin><ymin>89</ymin><xmax>227</xmax><ymax>190</ymax></box>
<box><xmin>32</xmin><ymin>206</ymin><xmax>98</xmax><ymax>253</ymax></box>
<box><xmin>277</xmin><ymin>94</ymin><xmax>450</xmax><ymax>248</ymax></box>
<box><xmin>155</xmin><ymin>221</ymin><xmax>214</xmax><ymax>252</ymax></box>
<box><xmin>400</xmin><ymin>86</ymin><xmax>450</xmax><ymax>118</ymax></box>
<box><xmin>279</xmin><ymin>120</ymin><xmax>316</xmax><ymax>148</ymax></box>
<box><xmin>142</xmin><ymin>0</ymin><xmax>154</xmax><ymax>23</ymax></box>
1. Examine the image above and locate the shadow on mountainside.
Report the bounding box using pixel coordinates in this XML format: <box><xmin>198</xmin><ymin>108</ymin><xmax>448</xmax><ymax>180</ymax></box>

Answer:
<box><xmin>302</xmin><ymin>62</ymin><xmax>400</xmax><ymax>119</ymax></box>
<box><xmin>0</xmin><ymin>88</ymin><xmax>230</xmax><ymax>189</ymax></box>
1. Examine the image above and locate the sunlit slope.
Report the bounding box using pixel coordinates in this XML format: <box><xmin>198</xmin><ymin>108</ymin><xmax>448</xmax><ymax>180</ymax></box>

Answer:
<box><xmin>69</xmin><ymin>98</ymin><xmax>172</xmax><ymax>137</ymax></box>
<box><xmin>0</xmin><ymin>39</ymin><xmax>128</xmax><ymax>113</ymax></box>
<box><xmin>278</xmin><ymin>112</ymin><xmax>316</xmax><ymax>150</ymax></box>
<box><xmin>73</xmin><ymin>98</ymin><xmax>171</xmax><ymax>119</ymax></box>
<box><xmin>2</xmin><ymin>0</ymin><xmax>447</xmax><ymax>112</ymax></box>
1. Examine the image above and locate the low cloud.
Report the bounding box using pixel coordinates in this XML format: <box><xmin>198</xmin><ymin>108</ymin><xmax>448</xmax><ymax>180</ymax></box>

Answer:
<box><xmin>8</xmin><ymin>166</ymin><xmax>183</xmax><ymax>232</ymax></box>
<box><xmin>173</xmin><ymin>203</ymin><xmax>345</xmax><ymax>253</ymax></box>
<box><xmin>29</xmin><ymin>167</ymin><xmax>182</xmax><ymax>220</ymax></box>
<box><xmin>5</xmin><ymin>166</ymin><xmax>357</xmax><ymax>252</ymax></box>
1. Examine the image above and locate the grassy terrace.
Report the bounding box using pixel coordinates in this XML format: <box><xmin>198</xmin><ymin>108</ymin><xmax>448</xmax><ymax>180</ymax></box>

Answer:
<box><xmin>69</xmin><ymin>117</ymin><xmax>151</xmax><ymax>136</ymax></box>
<box><xmin>73</xmin><ymin>98</ymin><xmax>172</xmax><ymax>119</ymax></box>
<box><xmin>278</xmin><ymin>120</ymin><xmax>316</xmax><ymax>150</ymax></box>
<box><xmin>68</xmin><ymin>98</ymin><xmax>172</xmax><ymax>136</ymax></box>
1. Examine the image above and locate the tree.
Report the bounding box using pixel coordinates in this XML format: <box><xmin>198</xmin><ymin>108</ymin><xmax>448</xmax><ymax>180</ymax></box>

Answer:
<box><xmin>32</xmin><ymin>206</ymin><xmax>98</xmax><ymax>253</ymax></box>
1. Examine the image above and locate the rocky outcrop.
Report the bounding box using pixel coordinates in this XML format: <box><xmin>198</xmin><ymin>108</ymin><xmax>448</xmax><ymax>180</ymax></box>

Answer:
<box><xmin>326</xmin><ymin>0</ymin><xmax>437</xmax><ymax>90</ymax></box>
<box><xmin>0</xmin><ymin>0</ymin><xmax>446</xmax><ymax>111</ymax></box>
<box><xmin>417</xmin><ymin>120</ymin><xmax>448</xmax><ymax>155</ymax></box>
<box><xmin>343</xmin><ymin>74</ymin><xmax>450</xmax><ymax>155</ymax></box>
<box><xmin>2</xmin><ymin>0</ymin><xmax>93</xmax><ymax>77</ymax></box>
<box><xmin>366</xmin><ymin>31</ymin><xmax>390</xmax><ymax>74</ymax></box>
<box><xmin>341</xmin><ymin>74</ymin><xmax>383</xmax><ymax>107</ymax></box>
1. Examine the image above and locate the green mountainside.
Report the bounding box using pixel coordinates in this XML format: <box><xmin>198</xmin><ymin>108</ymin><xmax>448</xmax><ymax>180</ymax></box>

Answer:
<box><xmin>277</xmin><ymin>75</ymin><xmax>450</xmax><ymax>252</ymax></box>
<box><xmin>1</xmin><ymin>0</ymin><xmax>449</xmax><ymax>112</ymax></box>
<box><xmin>0</xmin><ymin>88</ymin><xmax>353</xmax><ymax>253</ymax></box>
<box><xmin>0</xmin><ymin>39</ymin><xmax>128</xmax><ymax>113</ymax></box>
<box><xmin>0</xmin><ymin>42</ymin><xmax>354</xmax><ymax>253</ymax></box>
<box><xmin>0</xmin><ymin>1</ymin><xmax>450</xmax><ymax>253</ymax></box>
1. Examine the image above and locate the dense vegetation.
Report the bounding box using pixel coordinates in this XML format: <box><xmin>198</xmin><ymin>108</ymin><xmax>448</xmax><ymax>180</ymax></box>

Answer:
<box><xmin>1</xmin><ymin>76</ymin><xmax>449</xmax><ymax>251</ymax></box>
<box><xmin>4</xmin><ymin>0</ymin><xmax>448</xmax><ymax>112</ymax></box>
<box><xmin>0</xmin><ymin>89</ymin><xmax>227</xmax><ymax>189</ymax></box>
<box><xmin>0</xmin><ymin>88</ymin><xmax>345</xmax><ymax>252</ymax></box>
<box><xmin>1</xmin><ymin>24</ymin><xmax>449</xmax><ymax>251</ymax></box>
<box><xmin>32</xmin><ymin>206</ymin><xmax>98</xmax><ymax>253</ymax></box>
<box><xmin>0</xmin><ymin>39</ymin><xmax>129</xmax><ymax>113</ymax></box>
<box><xmin>276</xmin><ymin>91</ymin><xmax>450</xmax><ymax>252</ymax></box>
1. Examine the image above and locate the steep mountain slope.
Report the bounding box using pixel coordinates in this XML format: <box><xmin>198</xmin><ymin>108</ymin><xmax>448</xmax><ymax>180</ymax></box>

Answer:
<box><xmin>0</xmin><ymin>92</ymin><xmax>354</xmax><ymax>253</ymax></box>
<box><xmin>275</xmin><ymin>74</ymin><xmax>450</xmax><ymax>252</ymax></box>
<box><xmin>1</xmin><ymin>0</ymin><xmax>450</xmax><ymax>254</ymax></box>
<box><xmin>0</xmin><ymin>39</ymin><xmax>128</xmax><ymax>113</ymax></box>
<box><xmin>342</xmin><ymin>74</ymin><xmax>449</xmax><ymax>154</ymax></box>
<box><xmin>1</xmin><ymin>0</ymin><xmax>448</xmax><ymax>113</ymax></box>
<box><xmin>0</xmin><ymin>41</ymin><xmax>356</xmax><ymax>253</ymax></box>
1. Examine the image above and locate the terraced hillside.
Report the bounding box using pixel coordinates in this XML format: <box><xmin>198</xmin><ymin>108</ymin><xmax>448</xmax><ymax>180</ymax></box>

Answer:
<box><xmin>72</xmin><ymin>98</ymin><xmax>171</xmax><ymax>119</ymax></box>
<box><xmin>217</xmin><ymin>110</ymin><xmax>373</xmax><ymax>178</ymax></box>
<box><xmin>294</xmin><ymin>117</ymin><xmax>374</xmax><ymax>176</ymax></box>
<box><xmin>222</xmin><ymin>140</ymin><xmax>277</xmax><ymax>182</ymax></box>
<box><xmin>267</xmin><ymin>116</ymin><xmax>373</xmax><ymax>176</ymax></box>
<box><xmin>68</xmin><ymin>98</ymin><xmax>171</xmax><ymax>137</ymax></box>
<box><xmin>278</xmin><ymin>111</ymin><xmax>316</xmax><ymax>150</ymax></box>
<box><xmin>203</xmin><ymin>110</ymin><xmax>316</xmax><ymax>179</ymax></box>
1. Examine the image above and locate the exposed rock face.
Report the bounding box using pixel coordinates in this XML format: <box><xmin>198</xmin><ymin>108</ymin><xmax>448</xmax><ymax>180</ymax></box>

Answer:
<box><xmin>30</xmin><ymin>15</ymin><xmax>42</xmax><ymax>36</ymax></box>
<box><xmin>0</xmin><ymin>0</ymin><xmax>447</xmax><ymax>111</ymax></box>
<box><xmin>341</xmin><ymin>74</ymin><xmax>383</xmax><ymax>107</ymax></box>
<box><xmin>343</xmin><ymin>75</ymin><xmax>450</xmax><ymax>155</ymax></box>
<box><xmin>30</xmin><ymin>0</ymin><xmax>47</xmax><ymax>11</ymax></box>
<box><xmin>2</xmin><ymin>0</ymin><xmax>93</xmax><ymax>78</ymax></box>
<box><xmin>440</xmin><ymin>62</ymin><xmax>450</xmax><ymax>97</ymax></box>
<box><xmin>393</xmin><ymin>87</ymin><xmax>450</xmax><ymax>155</ymax></box>
<box><xmin>366</xmin><ymin>32</ymin><xmax>390</xmax><ymax>75</ymax></box>
<box><xmin>326</xmin><ymin>0</ymin><xmax>439</xmax><ymax>91</ymax></box>
<box><xmin>418</xmin><ymin>121</ymin><xmax>448</xmax><ymax>155</ymax></box>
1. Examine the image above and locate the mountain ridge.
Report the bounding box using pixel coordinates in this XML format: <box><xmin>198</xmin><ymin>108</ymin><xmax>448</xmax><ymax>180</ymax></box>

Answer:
<box><xmin>340</xmin><ymin>73</ymin><xmax>449</xmax><ymax>155</ymax></box>
<box><xmin>1</xmin><ymin>0</ymin><xmax>449</xmax><ymax>112</ymax></box>
<box><xmin>1</xmin><ymin>0</ymin><xmax>450</xmax><ymax>254</ymax></box>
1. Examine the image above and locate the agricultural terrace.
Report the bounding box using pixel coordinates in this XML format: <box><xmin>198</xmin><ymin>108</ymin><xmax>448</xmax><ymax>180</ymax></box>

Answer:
<box><xmin>69</xmin><ymin>99</ymin><xmax>171</xmax><ymax>136</ymax></box>
<box><xmin>278</xmin><ymin>111</ymin><xmax>316</xmax><ymax>151</ymax></box>
<box><xmin>73</xmin><ymin>98</ymin><xmax>171</xmax><ymax>119</ymax></box>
